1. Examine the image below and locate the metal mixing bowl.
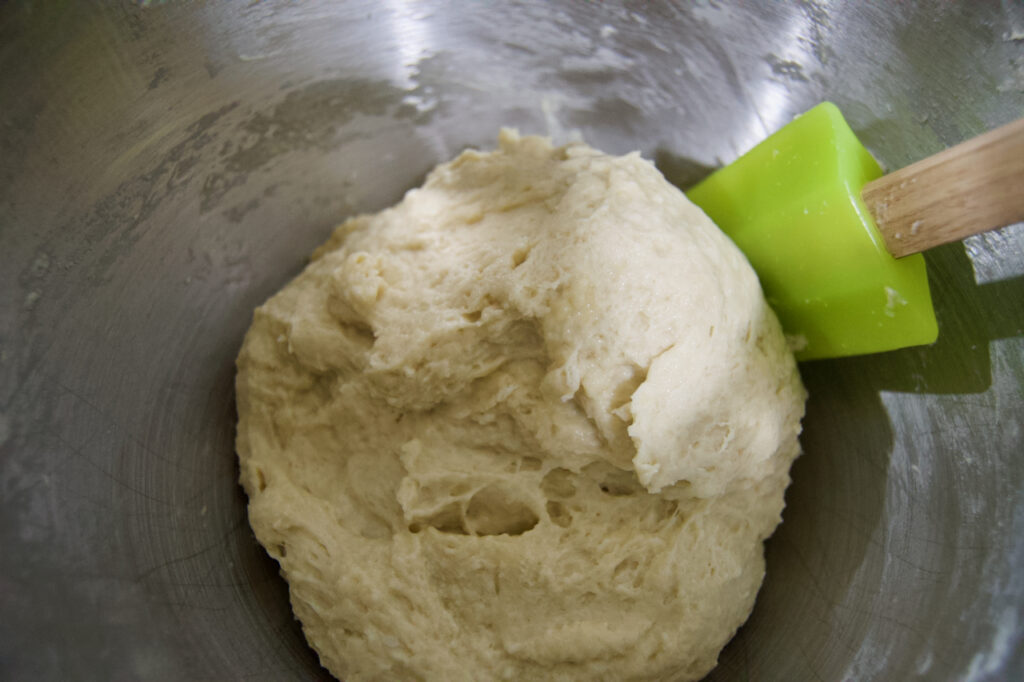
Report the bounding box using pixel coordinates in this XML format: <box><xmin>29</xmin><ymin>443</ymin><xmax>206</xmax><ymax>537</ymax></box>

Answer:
<box><xmin>2</xmin><ymin>2</ymin><xmax>1022</xmax><ymax>680</ymax></box>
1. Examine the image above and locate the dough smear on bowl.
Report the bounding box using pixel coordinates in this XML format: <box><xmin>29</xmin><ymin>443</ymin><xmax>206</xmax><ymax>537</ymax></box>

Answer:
<box><xmin>235</xmin><ymin>130</ymin><xmax>806</xmax><ymax>681</ymax></box>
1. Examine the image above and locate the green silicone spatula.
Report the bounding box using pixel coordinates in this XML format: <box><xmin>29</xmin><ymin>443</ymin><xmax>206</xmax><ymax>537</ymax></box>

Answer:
<box><xmin>687</xmin><ymin>102</ymin><xmax>1024</xmax><ymax>361</ymax></box>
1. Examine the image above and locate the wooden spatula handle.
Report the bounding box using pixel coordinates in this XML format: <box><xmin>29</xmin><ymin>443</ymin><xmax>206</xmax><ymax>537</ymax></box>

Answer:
<box><xmin>862</xmin><ymin>118</ymin><xmax>1024</xmax><ymax>258</ymax></box>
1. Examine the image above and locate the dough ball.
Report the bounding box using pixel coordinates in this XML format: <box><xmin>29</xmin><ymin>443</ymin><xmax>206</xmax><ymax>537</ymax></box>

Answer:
<box><xmin>235</xmin><ymin>130</ymin><xmax>806</xmax><ymax>681</ymax></box>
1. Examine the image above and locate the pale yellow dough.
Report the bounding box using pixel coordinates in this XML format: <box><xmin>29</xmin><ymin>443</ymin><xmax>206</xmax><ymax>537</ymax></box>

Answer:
<box><xmin>235</xmin><ymin>131</ymin><xmax>806</xmax><ymax>681</ymax></box>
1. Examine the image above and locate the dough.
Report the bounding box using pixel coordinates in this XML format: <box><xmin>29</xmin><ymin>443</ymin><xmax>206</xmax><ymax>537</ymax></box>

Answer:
<box><xmin>235</xmin><ymin>131</ymin><xmax>806</xmax><ymax>681</ymax></box>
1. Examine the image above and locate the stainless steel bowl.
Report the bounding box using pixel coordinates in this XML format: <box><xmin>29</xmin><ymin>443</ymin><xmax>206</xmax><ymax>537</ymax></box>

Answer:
<box><xmin>2</xmin><ymin>2</ymin><xmax>1022</xmax><ymax>680</ymax></box>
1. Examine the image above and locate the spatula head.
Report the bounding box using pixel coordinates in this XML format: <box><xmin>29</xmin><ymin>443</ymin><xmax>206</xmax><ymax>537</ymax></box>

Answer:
<box><xmin>687</xmin><ymin>102</ymin><xmax>937</xmax><ymax>361</ymax></box>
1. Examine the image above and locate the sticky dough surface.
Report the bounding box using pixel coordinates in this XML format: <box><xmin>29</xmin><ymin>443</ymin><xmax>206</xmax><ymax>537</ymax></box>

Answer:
<box><xmin>235</xmin><ymin>131</ymin><xmax>806</xmax><ymax>681</ymax></box>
